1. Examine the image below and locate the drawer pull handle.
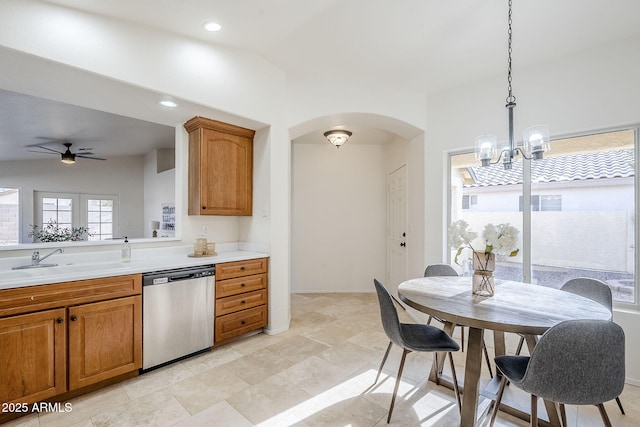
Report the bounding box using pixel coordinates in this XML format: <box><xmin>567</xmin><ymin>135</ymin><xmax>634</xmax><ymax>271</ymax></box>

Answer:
<box><xmin>70</xmin><ymin>315</ymin><xmax>78</xmax><ymax>322</ymax></box>
<box><xmin>241</xmin><ymin>320</ymin><xmax>246</xmax><ymax>325</ymax></box>
<box><xmin>241</xmin><ymin>283</ymin><xmax>246</xmax><ymax>287</ymax></box>
<box><xmin>240</xmin><ymin>266</ymin><xmax>246</xmax><ymax>270</ymax></box>
<box><xmin>56</xmin><ymin>318</ymin><xmax>64</xmax><ymax>324</ymax></box>
<box><xmin>241</xmin><ymin>300</ymin><xmax>246</xmax><ymax>304</ymax></box>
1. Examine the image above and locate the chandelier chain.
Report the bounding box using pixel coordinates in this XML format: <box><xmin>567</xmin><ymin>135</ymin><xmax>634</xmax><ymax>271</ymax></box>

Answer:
<box><xmin>506</xmin><ymin>0</ymin><xmax>516</xmax><ymax>105</ymax></box>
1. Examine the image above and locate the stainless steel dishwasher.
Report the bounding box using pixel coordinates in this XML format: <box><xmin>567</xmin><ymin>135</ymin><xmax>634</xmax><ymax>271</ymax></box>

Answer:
<box><xmin>142</xmin><ymin>264</ymin><xmax>215</xmax><ymax>371</ymax></box>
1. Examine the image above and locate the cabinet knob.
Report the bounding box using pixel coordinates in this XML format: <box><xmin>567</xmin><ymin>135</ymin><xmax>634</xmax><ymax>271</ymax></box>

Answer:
<box><xmin>70</xmin><ymin>315</ymin><xmax>78</xmax><ymax>321</ymax></box>
<box><xmin>56</xmin><ymin>318</ymin><xmax>64</xmax><ymax>324</ymax></box>
<box><xmin>241</xmin><ymin>283</ymin><xmax>246</xmax><ymax>287</ymax></box>
<box><xmin>240</xmin><ymin>266</ymin><xmax>246</xmax><ymax>270</ymax></box>
<box><xmin>202</xmin><ymin>206</ymin><xmax>207</xmax><ymax>210</ymax></box>
<box><xmin>241</xmin><ymin>320</ymin><xmax>246</xmax><ymax>325</ymax></box>
<box><xmin>241</xmin><ymin>300</ymin><xmax>246</xmax><ymax>304</ymax></box>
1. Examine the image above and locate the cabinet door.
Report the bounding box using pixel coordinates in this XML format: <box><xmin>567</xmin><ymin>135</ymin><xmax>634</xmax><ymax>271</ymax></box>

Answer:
<box><xmin>68</xmin><ymin>296</ymin><xmax>142</xmax><ymax>390</ymax></box>
<box><xmin>199</xmin><ymin>129</ymin><xmax>253</xmax><ymax>216</ymax></box>
<box><xmin>0</xmin><ymin>308</ymin><xmax>66</xmax><ymax>404</ymax></box>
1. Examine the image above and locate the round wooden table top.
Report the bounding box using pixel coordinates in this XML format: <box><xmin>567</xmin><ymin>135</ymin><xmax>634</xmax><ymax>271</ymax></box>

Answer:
<box><xmin>398</xmin><ymin>276</ymin><xmax>612</xmax><ymax>335</ymax></box>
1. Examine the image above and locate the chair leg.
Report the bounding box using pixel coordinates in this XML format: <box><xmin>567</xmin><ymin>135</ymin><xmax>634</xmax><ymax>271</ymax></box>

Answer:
<box><xmin>447</xmin><ymin>352</ymin><xmax>462</xmax><ymax>412</ymax></box>
<box><xmin>460</xmin><ymin>325</ymin><xmax>465</xmax><ymax>352</ymax></box>
<box><xmin>559</xmin><ymin>403</ymin><xmax>567</xmax><ymax>427</ymax></box>
<box><xmin>387</xmin><ymin>348</ymin><xmax>410</xmax><ymax>424</ymax></box>
<box><xmin>515</xmin><ymin>335</ymin><xmax>525</xmax><ymax>355</ymax></box>
<box><xmin>597</xmin><ymin>403</ymin><xmax>613</xmax><ymax>427</ymax></box>
<box><xmin>489</xmin><ymin>375</ymin><xmax>508</xmax><ymax>427</ymax></box>
<box><xmin>482</xmin><ymin>340</ymin><xmax>494</xmax><ymax>378</ymax></box>
<box><xmin>615</xmin><ymin>396</ymin><xmax>625</xmax><ymax>415</ymax></box>
<box><xmin>374</xmin><ymin>341</ymin><xmax>393</xmax><ymax>385</ymax></box>
<box><xmin>530</xmin><ymin>395</ymin><xmax>538</xmax><ymax>427</ymax></box>
<box><xmin>426</xmin><ymin>315</ymin><xmax>433</xmax><ymax>325</ymax></box>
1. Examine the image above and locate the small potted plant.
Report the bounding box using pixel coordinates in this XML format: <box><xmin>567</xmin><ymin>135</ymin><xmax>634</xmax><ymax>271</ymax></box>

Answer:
<box><xmin>29</xmin><ymin>220</ymin><xmax>92</xmax><ymax>242</ymax></box>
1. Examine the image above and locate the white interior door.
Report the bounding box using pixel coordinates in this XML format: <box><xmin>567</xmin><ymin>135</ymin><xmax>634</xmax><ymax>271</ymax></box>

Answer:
<box><xmin>388</xmin><ymin>165</ymin><xmax>408</xmax><ymax>295</ymax></box>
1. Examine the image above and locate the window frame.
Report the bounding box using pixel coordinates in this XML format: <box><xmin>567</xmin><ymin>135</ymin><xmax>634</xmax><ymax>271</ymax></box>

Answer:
<box><xmin>448</xmin><ymin>125</ymin><xmax>638</xmax><ymax>310</ymax></box>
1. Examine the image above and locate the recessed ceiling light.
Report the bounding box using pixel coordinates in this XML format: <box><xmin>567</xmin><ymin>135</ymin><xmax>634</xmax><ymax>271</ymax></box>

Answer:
<box><xmin>203</xmin><ymin>21</ymin><xmax>222</xmax><ymax>32</ymax></box>
<box><xmin>159</xmin><ymin>100</ymin><xmax>178</xmax><ymax>108</ymax></box>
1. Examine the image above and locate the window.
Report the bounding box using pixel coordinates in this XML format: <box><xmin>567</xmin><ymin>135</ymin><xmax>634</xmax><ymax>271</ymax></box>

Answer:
<box><xmin>0</xmin><ymin>187</ymin><xmax>19</xmax><ymax>245</ymax></box>
<box><xmin>519</xmin><ymin>195</ymin><xmax>562</xmax><ymax>211</ymax></box>
<box><xmin>87</xmin><ymin>198</ymin><xmax>114</xmax><ymax>241</ymax></box>
<box><xmin>450</xmin><ymin>128</ymin><xmax>636</xmax><ymax>306</ymax></box>
<box><xmin>35</xmin><ymin>192</ymin><xmax>118</xmax><ymax>241</ymax></box>
<box><xmin>462</xmin><ymin>195</ymin><xmax>477</xmax><ymax>210</ymax></box>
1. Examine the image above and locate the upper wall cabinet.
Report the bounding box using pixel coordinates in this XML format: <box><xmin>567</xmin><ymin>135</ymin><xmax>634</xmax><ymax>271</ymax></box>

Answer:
<box><xmin>184</xmin><ymin>117</ymin><xmax>255</xmax><ymax>216</ymax></box>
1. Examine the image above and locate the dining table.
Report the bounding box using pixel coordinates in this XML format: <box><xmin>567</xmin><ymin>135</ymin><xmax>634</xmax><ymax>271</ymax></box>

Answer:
<box><xmin>397</xmin><ymin>276</ymin><xmax>612</xmax><ymax>427</ymax></box>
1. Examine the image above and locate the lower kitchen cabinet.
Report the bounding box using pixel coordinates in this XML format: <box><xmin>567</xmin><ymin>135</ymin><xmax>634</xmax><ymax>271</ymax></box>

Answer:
<box><xmin>69</xmin><ymin>295</ymin><xmax>142</xmax><ymax>390</ymax></box>
<box><xmin>0</xmin><ymin>308</ymin><xmax>67</xmax><ymax>405</ymax></box>
<box><xmin>215</xmin><ymin>258</ymin><xmax>268</xmax><ymax>343</ymax></box>
<box><xmin>0</xmin><ymin>274</ymin><xmax>142</xmax><ymax>411</ymax></box>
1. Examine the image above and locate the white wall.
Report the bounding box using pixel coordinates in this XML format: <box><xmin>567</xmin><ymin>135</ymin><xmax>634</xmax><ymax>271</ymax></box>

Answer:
<box><xmin>292</xmin><ymin>143</ymin><xmax>387</xmax><ymax>292</ymax></box>
<box><xmin>425</xmin><ymin>34</ymin><xmax>640</xmax><ymax>384</ymax></box>
<box><xmin>143</xmin><ymin>150</ymin><xmax>175</xmax><ymax>238</ymax></box>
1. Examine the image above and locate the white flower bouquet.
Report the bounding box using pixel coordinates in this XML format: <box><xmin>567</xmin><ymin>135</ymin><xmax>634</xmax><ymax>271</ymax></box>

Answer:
<box><xmin>448</xmin><ymin>220</ymin><xmax>520</xmax><ymax>269</ymax></box>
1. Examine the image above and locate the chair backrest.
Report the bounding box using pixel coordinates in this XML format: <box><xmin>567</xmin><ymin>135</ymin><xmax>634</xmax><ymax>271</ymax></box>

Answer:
<box><xmin>521</xmin><ymin>319</ymin><xmax>625</xmax><ymax>405</ymax></box>
<box><xmin>373</xmin><ymin>279</ymin><xmax>404</xmax><ymax>348</ymax></box>
<box><xmin>561</xmin><ymin>277</ymin><xmax>613</xmax><ymax>313</ymax></box>
<box><xmin>424</xmin><ymin>263</ymin><xmax>458</xmax><ymax>277</ymax></box>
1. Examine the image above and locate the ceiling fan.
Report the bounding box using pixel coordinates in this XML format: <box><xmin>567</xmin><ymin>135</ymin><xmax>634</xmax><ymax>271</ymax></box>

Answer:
<box><xmin>26</xmin><ymin>141</ymin><xmax>106</xmax><ymax>164</ymax></box>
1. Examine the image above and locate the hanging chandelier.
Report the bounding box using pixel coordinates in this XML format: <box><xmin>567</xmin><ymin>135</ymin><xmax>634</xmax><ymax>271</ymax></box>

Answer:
<box><xmin>475</xmin><ymin>0</ymin><xmax>550</xmax><ymax>170</ymax></box>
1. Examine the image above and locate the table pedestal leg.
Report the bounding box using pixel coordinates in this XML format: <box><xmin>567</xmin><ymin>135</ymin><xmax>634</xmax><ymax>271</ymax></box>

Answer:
<box><xmin>460</xmin><ymin>327</ymin><xmax>484</xmax><ymax>427</ymax></box>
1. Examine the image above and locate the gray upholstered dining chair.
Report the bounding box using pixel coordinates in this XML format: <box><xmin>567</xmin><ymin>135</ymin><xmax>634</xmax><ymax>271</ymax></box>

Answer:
<box><xmin>515</xmin><ymin>277</ymin><xmax>624</xmax><ymax>415</ymax></box>
<box><xmin>489</xmin><ymin>319</ymin><xmax>625</xmax><ymax>427</ymax></box>
<box><xmin>373</xmin><ymin>279</ymin><xmax>461</xmax><ymax>423</ymax></box>
<box><xmin>560</xmin><ymin>277</ymin><xmax>624</xmax><ymax>415</ymax></box>
<box><xmin>424</xmin><ymin>263</ymin><xmax>494</xmax><ymax>378</ymax></box>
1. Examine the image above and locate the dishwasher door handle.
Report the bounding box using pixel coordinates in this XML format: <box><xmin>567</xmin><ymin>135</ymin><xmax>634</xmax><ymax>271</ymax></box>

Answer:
<box><xmin>168</xmin><ymin>274</ymin><xmax>195</xmax><ymax>282</ymax></box>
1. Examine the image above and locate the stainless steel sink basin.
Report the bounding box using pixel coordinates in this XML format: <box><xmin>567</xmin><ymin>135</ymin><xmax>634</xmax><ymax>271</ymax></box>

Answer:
<box><xmin>11</xmin><ymin>263</ymin><xmax>57</xmax><ymax>270</ymax></box>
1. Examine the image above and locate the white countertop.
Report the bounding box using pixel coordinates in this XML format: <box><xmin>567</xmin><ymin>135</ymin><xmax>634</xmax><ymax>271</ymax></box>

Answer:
<box><xmin>0</xmin><ymin>244</ymin><xmax>269</xmax><ymax>290</ymax></box>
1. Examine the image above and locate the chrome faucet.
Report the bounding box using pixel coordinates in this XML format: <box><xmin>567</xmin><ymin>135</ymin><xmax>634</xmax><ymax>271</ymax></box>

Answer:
<box><xmin>32</xmin><ymin>248</ymin><xmax>64</xmax><ymax>267</ymax></box>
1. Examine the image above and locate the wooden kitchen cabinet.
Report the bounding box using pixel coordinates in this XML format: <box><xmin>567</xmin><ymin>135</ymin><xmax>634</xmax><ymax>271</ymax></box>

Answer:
<box><xmin>215</xmin><ymin>258</ymin><xmax>268</xmax><ymax>343</ymax></box>
<box><xmin>68</xmin><ymin>295</ymin><xmax>142</xmax><ymax>390</ymax></box>
<box><xmin>0</xmin><ymin>274</ymin><xmax>142</xmax><ymax>411</ymax></box>
<box><xmin>0</xmin><ymin>308</ymin><xmax>67</xmax><ymax>405</ymax></box>
<box><xmin>184</xmin><ymin>116</ymin><xmax>255</xmax><ymax>216</ymax></box>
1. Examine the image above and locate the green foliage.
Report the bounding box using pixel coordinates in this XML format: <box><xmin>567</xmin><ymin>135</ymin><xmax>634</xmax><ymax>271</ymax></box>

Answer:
<box><xmin>29</xmin><ymin>220</ymin><xmax>92</xmax><ymax>242</ymax></box>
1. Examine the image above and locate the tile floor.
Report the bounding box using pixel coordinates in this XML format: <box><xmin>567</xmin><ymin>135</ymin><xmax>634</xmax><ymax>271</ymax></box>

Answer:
<box><xmin>5</xmin><ymin>292</ymin><xmax>639</xmax><ymax>426</ymax></box>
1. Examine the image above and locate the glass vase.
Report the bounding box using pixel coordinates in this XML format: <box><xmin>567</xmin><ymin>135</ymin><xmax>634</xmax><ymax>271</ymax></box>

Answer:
<box><xmin>472</xmin><ymin>251</ymin><xmax>495</xmax><ymax>296</ymax></box>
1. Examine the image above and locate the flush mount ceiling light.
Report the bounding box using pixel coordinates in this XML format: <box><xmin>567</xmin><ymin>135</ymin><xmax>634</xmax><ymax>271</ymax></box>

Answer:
<box><xmin>159</xmin><ymin>100</ymin><xmax>178</xmax><ymax>108</ymax></box>
<box><xmin>323</xmin><ymin>130</ymin><xmax>352</xmax><ymax>148</ymax></box>
<box><xmin>203</xmin><ymin>21</ymin><xmax>222</xmax><ymax>32</ymax></box>
<box><xmin>475</xmin><ymin>0</ymin><xmax>550</xmax><ymax>169</ymax></box>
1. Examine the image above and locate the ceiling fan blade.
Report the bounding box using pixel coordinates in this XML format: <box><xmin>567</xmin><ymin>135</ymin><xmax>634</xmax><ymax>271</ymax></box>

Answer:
<box><xmin>76</xmin><ymin>154</ymin><xmax>106</xmax><ymax>161</ymax></box>
<box><xmin>25</xmin><ymin>144</ymin><xmax>64</xmax><ymax>154</ymax></box>
<box><xmin>25</xmin><ymin>149</ymin><xmax>60</xmax><ymax>155</ymax></box>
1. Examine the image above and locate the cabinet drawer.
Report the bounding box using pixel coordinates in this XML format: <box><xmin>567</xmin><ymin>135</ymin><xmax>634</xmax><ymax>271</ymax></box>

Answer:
<box><xmin>216</xmin><ymin>290</ymin><xmax>267</xmax><ymax>316</ymax></box>
<box><xmin>215</xmin><ymin>305</ymin><xmax>267</xmax><ymax>343</ymax></box>
<box><xmin>216</xmin><ymin>258</ymin><xmax>267</xmax><ymax>280</ymax></box>
<box><xmin>216</xmin><ymin>273</ymin><xmax>266</xmax><ymax>298</ymax></box>
<box><xmin>0</xmin><ymin>274</ymin><xmax>142</xmax><ymax>318</ymax></box>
